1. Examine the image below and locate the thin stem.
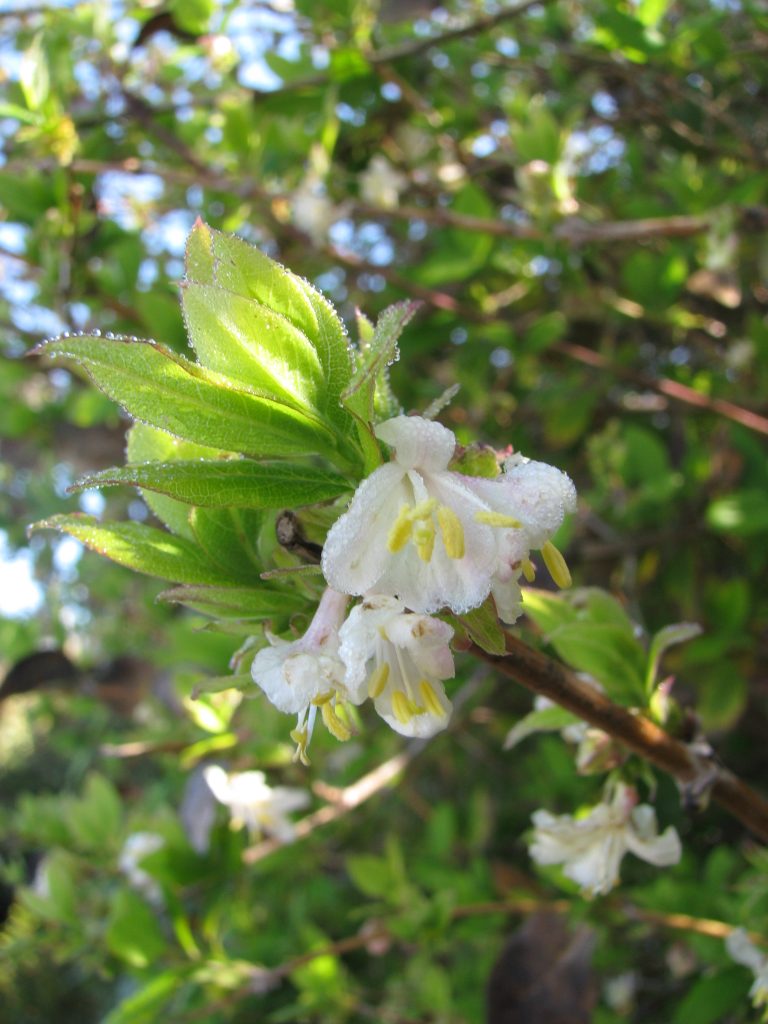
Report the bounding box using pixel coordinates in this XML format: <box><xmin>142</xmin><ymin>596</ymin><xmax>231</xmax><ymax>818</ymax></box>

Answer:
<box><xmin>470</xmin><ymin>635</ymin><xmax>768</xmax><ymax>845</ymax></box>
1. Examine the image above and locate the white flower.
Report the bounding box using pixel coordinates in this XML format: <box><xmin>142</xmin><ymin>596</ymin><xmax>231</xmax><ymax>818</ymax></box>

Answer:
<box><xmin>529</xmin><ymin>784</ymin><xmax>681</xmax><ymax>896</ymax></box>
<box><xmin>292</xmin><ymin>173</ymin><xmax>336</xmax><ymax>243</ymax></box>
<box><xmin>251</xmin><ymin>588</ymin><xmax>357</xmax><ymax>763</ymax></box>
<box><xmin>322</xmin><ymin>416</ymin><xmax>498</xmax><ymax>615</ymax></box>
<box><xmin>203</xmin><ymin>765</ymin><xmax>309</xmax><ymax>843</ymax></box>
<box><xmin>118</xmin><ymin>832</ymin><xmax>165</xmax><ymax>904</ymax></box>
<box><xmin>339</xmin><ymin>594</ymin><xmax>454</xmax><ymax>738</ymax></box>
<box><xmin>461</xmin><ymin>454</ymin><xmax>577</xmax><ymax>623</ymax></box>
<box><xmin>359</xmin><ymin>155</ymin><xmax>407</xmax><ymax>210</ymax></box>
<box><xmin>321</xmin><ymin>415</ymin><xmax>577</xmax><ymax>621</ymax></box>
<box><xmin>726</xmin><ymin>929</ymin><xmax>768</xmax><ymax>1008</ymax></box>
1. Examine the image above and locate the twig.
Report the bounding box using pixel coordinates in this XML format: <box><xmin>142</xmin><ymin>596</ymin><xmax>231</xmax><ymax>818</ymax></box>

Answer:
<box><xmin>471</xmin><ymin>635</ymin><xmax>768</xmax><ymax>844</ymax></box>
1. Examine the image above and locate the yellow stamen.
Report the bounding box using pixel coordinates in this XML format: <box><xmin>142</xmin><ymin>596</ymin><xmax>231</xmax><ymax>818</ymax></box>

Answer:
<box><xmin>541</xmin><ymin>540</ymin><xmax>572</xmax><ymax>589</ymax></box>
<box><xmin>411</xmin><ymin>498</ymin><xmax>437</xmax><ymax>521</ymax></box>
<box><xmin>387</xmin><ymin>505</ymin><xmax>413</xmax><ymax>553</ymax></box>
<box><xmin>290</xmin><ymin>727</ymin><xmax>311</xmax><ymax>766</ymax></box>
<box><xmin>310</xmin><ymin>690</ymin><xmax>334</xmax><ymax>706</ymax></box>
<box><xmin>368</xmin><ymin>661</ymin><xmax>390</xmax><ymax>699</ymax></box>
<box><xmin>437</xmin><ymin>505</ymin><xmax>465</xmax><ymax>559</ymax></box>
<box><xmin>419</xmin><ymin>679</ymin><xmax>444</xmax><ymax>718</ymax></box>
<box><xmin>475</xmin><ymin>511</ymin><xmax>523</xmax><ymax>529</ymax></box>
<box><xmin>522</xmin><ymin>557</ymin><xmax>536</xmax><ymax>583</ymax></box>
<box><xmin>414</xmin><ymin>519</ymin><xmax>436</xmax><ymax>562</ymax></box>
<box><xmin>392</xmin><ymin>689</ymin><xmax>415</xmax><ymax>725</ymax></box>
<box><xmin>321</xmin><ymin>701</ymin><xmax>352</xmax><ymax>741</ymax></box>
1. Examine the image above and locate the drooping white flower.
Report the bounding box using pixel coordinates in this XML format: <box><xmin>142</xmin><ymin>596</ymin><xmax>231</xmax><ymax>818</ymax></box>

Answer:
<box><xmin>726</xmin><ymin>928</ymin><xmax>768</xmax><ymax>1008</ymax></box>
<box><xmin>359</xmin><ymin>155</ymin><xmax>407</xmax><ymax>210</ymax></box>
<box><xmin>251</xmin><ymin>588</ymin><xmax>357</xmax><ymax>763</ymax></box>
<box><xmin>461</xmin><ymin>454</ymin><xmax>577</xmax><ymax>623</ymax></box>
<box><xmin>118</xmin><ymin>832</ymin><xmax>165</xmax><ymax>904</ymax></box>
<box><xmin>321</xmin><ymin>415</ymin><xmax>577</xmax><ymax>621</ymax></box>
<box><xmin>339</xmin><ymin>594</ymin><xmax>454</xmax><ymax>738</ymax></box>
<box><xmin>322</xmin><ymin>416</ymin><xmax>498</xmax><ymax>615</ymax></box>
<box><xmin>529</xmin><ymin>783</ymin><xmax>681</xmax><ymax>897</ymax></box>
<box><xmin>203</xmin><ymin>765</ymin><xmax>309</xmax><ymax>843</ymax></box>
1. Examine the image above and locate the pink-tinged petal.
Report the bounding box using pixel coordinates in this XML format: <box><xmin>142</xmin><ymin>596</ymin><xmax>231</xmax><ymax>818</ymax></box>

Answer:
<box><xmin>321</xmin><ymin>462</ymin><xmax>409</xmax><ymax>597</ymax></box>
<box><xmin>375</xmin><ymin>415</ymin><xmax>456</xmax><ymax>471</ymax></box>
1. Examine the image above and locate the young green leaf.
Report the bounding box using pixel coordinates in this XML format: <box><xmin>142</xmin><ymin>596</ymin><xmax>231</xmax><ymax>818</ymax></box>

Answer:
<box><xmin>181</xmin><ymin>282</ymin><xmax>324</xmax><ymax>408</ymax></box>
<box><xmin>547</xmin><ymin>623</ymin><xmax>647</xmax><ymax>705</ymax></box>
<box><xmin>504</xmin><ymin>704</ymin><xmax>580</xmax><ymax>750</ymax></box>
<box><xmin>188</xmin><ymin>507</ymin><xmax>265</xmax><ymax>582</ymax></box>
<box><xmin>158</xmin><ymin>584</ymin><xmax>302</xmax><ymax>619</ymax></box>
<box><xmin>31</xmin><ymin>514</ymin><xmax>231</xmax><ymax>584</ymax></box>
<box><xmin>646</xmin><ymin>622</ymin><xmax>702</xmax><ymax>692</ymax></box>
<box><xmin>72</xmin><ymin>459</ymin><xmax>349</xmax><ymax>509</ymax></box>
<box><xmin>342</xmin><ymin>300</ymin><xmax>417</xmax><ymax>420</ymax></box>
<box><xmin>34</xmin><ymin>335</ymin><xmax>338</xmax><ymax>459</ymax></box>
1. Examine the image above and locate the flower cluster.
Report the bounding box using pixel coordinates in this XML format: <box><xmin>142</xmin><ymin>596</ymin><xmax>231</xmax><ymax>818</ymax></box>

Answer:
<box><xmin>528</xmin><ymin>783</ymin><xmax>682</xmax><ymax>896</ymax></box>
<box><xmin>251</xmin><ymin>414</ymin><xmax>576</xmax><ymax>760</ymax></box>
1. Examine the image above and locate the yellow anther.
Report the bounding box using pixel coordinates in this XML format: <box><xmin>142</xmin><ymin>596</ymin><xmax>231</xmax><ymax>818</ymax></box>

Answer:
<box><xmin>321</xmin><ymin>701</ymin><xmax>352</xmax><ymax>742</ymax></box>
<box><xmin>437</xmin><ymin>505</ymin><xmax>465</xmax><ymax>559</ymax></box>
<box><xmin>290</xmin><ymin>728</ymin><xmax>311</xmax><ymax>766</ymax></box>
<box><xmin>475</xmin><ymin>511</ymin><xmax>523</xmax><ymax>529</ymax></box>
<box><xmin>541</xmin><ymin>540</ymin><xmax>572</xmax><ymax>589</ymax></box>
<box><xmin>310</xmin><ymin>690</ymin><xmax>334</xmax><ymax>706</ymax></box>
<box><xmin>368</xmin><ymin>661</ymin><xmax>390</xmax><ymax>699</ymax></box>
<box><xmin>387</xmin><ymin>506</ymin><xmax>414</xmax><ymax>553</ymax></box>
<box><xmin>522</xmin><ymin>557</ymin><xmax>536</xmax><ymax>583</ymax></box>
<box><xmin>391</xmin><ymin>689</ymin><xmax>416</xmax><ymax>725</ymax></box>
<box><xmin>411</xmin><ymin>498</ymin><xmax>437</xmax><ymax>521</ymax></box>
<box><xmin>414</xmin><ymin>519</ymin><xmax>436</xmax><ymax>562</ymax></box>
<box><xmin>419</xmin><ymin>679</ymin><xmax>445</xmax><ymax>718</ymax></box>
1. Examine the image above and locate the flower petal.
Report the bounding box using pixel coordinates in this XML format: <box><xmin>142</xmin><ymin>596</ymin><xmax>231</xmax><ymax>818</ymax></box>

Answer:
<box><xmin>375</xmin><ymin>415</ymin><xmax>456</xmax><ymax>471</ymax></box>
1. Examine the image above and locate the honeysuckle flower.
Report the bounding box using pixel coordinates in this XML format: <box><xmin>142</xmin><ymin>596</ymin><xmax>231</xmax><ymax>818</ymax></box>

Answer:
<box><xmin>529</xmin><ymin>783</ymin><xmax>681</xmax><ymax>896</ymax></box>
<box><xmin>250</xmin><ymin>588</ymin><xmax>357</xmax><ymax>763</ymax></box>
<box><xmin>292</xmin><ymin>173</ymin><xmax>336</xmax><ymax>243</ymax></box>
<box><xmin>321</xmin><ymin>415</ymin><xmax>577</xmax><ymax>620</ymax></box>
<box><xmin>322</xmin><ymin>416</ymin><xmax>499</xmax><ymax>615</ymax></box>
<box><xmin>203</xmin><ymin>765</ymin><xmax>309</xmax><ymax>843</ymax></box>
<box><xmin>118</xmin><ymin>832</ymin><xmax>165</xmax><ymax>904</ymax></box>
<box><xmin>726</xmin><ymin>928</ymin><xmax>768</xmax><ymax>1008</ymax></box>
<box><xmin>359</xmin><ymin>155</ymin><xmax>407</xmax><ymax>210</ymax></box>
<box><xmin>339</xmin><ymin>594</ymin><xmax>454</xmax><ymax>738</ymax></box>
<box><xmin>461</xmin><ymin>453</ymin><xmax>577</xmax><ymax>623</ymax></box>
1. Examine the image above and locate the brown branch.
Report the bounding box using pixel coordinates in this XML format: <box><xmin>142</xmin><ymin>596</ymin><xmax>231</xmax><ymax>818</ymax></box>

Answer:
<box><xmin>554</xmin><ymin>341</ymin><xmax>768</xmax><ymax>437</ymax></box>
<box><xmin>471</xmin><ymin>635</ymin><xmax>768</xmax><ymax>844</ymax></box>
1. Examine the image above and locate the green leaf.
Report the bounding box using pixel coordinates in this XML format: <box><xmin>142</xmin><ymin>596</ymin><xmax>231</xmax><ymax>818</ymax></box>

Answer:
<box><xmin>68</xmin><ymin>774</ymin><xmax>122</xmax><ymax>851</ymax></box>
<box><xmin>454</xmin><ymin>597</ymin><xmax>506</xmax><ymax>656</ymax></box>
<box><xmin>185</xmin><ymin>222</ymin><xmax>354</xmax><ymax>417</ymax></box>
<box><xmin>504</xmin><ymin>704</ymin><xmax>580</xmax><ymax>750</ymax></box>
<box><xmin>346</xmin><ymin>854</ymin><xmax>393</xmax><ymax>899</ymax></box>
<box><xmin>547</xmin><ymin>624</ymin><xmax>646</xmax><ymax>705</ymax></box>
<box><xmin>522</xmin><ymin>589</ymin><xmax>578</xmax><ymax>635</ymax></box>
<box><xmin>31</xmin><ymin>514</ymin><xmax>229</xmax><ymax>584</ymax></box>
<box><xmin>342</xmin><ymin>300</ymin><xmax>417</xmax><ymax>421</ymax></box>
<box><xmin>169</xmin><ymin>0</ymin><xmax>213</xmax><ymax>34</ymax></box>
<box><xmin>127</xmin><ymin>423</ymin><xmax>221</xmax><ymax>539</ymax></box>
<box><xmin>35</xmin><ymin>335</ymin><xmax>337</xmax><ymax>458</ymax></box>
<box><xmin>158</xmin><ymin>584</ymin><xmax>302</xmax><ymax>619</ymax></box>
<box><xmin>73</xmin><ymin>459</ymin><xmax>349</xmax><ymax>509</ymax></box>
<box><xmin>101</xmin><ymin>971</ymin><xmax>183</xmax><ymax>1024</ymax></box>
<box><xmin>106</xmin><ymin>890</ymin><xmax>167</xmax><ymax>969</ymax></box>
<box><xmin>20</xmin><ymin>34</ymin><xmax>50</xmax><ymax>112</ymax></box>
<box><xmin>189</xmin><ymin>507</ymin><xmax>265</xmax><ymax>581</ymax></box>
<box><xmin>646</xmin><ymin>622</ymin><xmax>703</xmax><ymax>691</ymax></box>
<box><xmin>671</xmin><ymin>968</ymin><xmax>750</xmax><ymax>1024</ymax></box>
<box><xmin>181</xmin><ymin>282</ymin><xmax>324</xmax><ymax>408</ymax></box>
<box><xmin>706</xmin><ymin>489</ymin><xmax>768</xmax><ymax>536</ymax></box>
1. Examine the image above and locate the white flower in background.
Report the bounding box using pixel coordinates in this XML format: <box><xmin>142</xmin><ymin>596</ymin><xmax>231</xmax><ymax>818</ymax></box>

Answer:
<box><xmin>251</xmin><ymin>588</ymin><xmax>357</xmax><ymax>763</ymax></box>
<box><xmin>339</xmin><ymin>594</ymin><xmax>454</xmax><ymax>738</ymax></box>
<box><xmin>118</xmin><ymin>832</ymin><xmax>165</xmax><ymax>904</ymax></box>
<box><xmin>529</xmin><ymin>783</ymin><xmax>681</xmax><ymax>897</ymax></box>
<box><xmin>203</xmin><ymin>765</ymin><xmax>309</xmax><ymax>843</ymax></box>
<box><xmin>292</xmin><ymin>172</ymin><xmax>336</xmax><ymax>244</ymax></box>
<box><xmin>726</xmin><ymin>928</ymin><xmax>768</xmax><ymax>1008</ymax></box>
<box><xmin>321</xmin><ymin>415</ymin><xmax>576</xmax><ymax>620</ymax></box>
<box><xmin>359</xmin><ymin>155</ymin><xmax>407</xmax><ymax>210</ymax></box>
<box><xmin>462</xmin><ymin>454</ymin><xmax>577</xmax><ymax>623</ymax></box>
